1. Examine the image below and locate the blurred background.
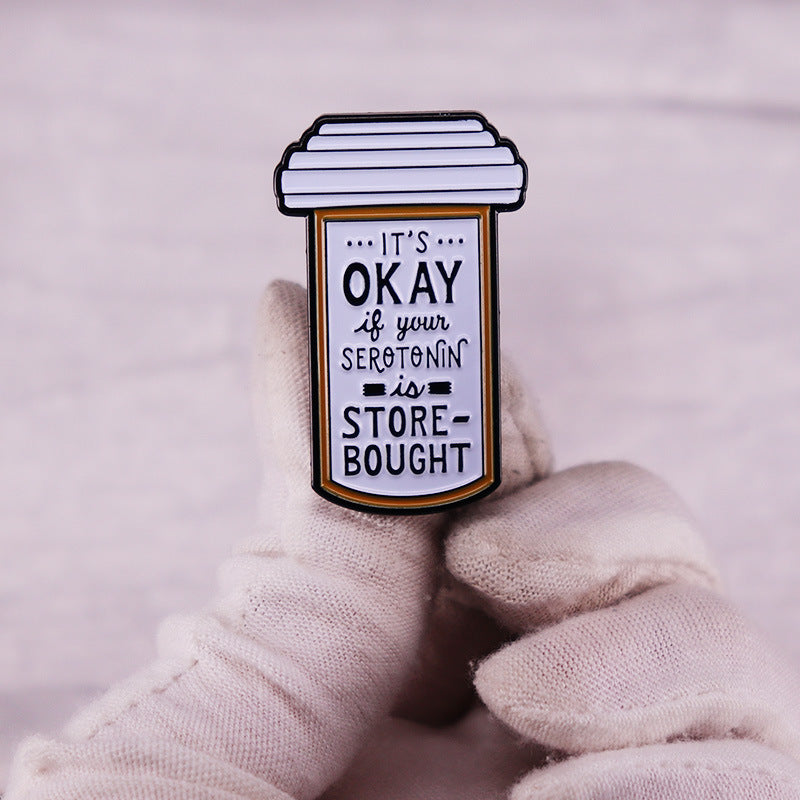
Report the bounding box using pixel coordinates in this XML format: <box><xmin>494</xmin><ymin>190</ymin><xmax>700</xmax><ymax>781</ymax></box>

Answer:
<box><xmin>2</xmin><ymin>0</ymin><xmax>799</xmax><ymax>787</ymax></box>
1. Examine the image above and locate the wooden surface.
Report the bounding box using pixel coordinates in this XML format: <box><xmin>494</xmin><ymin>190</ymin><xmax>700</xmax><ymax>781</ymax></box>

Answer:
<box><xmin>2</xmin><ymin>0</ymin><xmax>799</xmax><ymax>785</ymax></box>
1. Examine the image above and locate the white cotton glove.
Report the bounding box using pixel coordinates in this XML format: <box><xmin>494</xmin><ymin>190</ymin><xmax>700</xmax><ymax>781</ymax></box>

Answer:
<box><xmin>11</xmin><ymin>280</ymin><xmax>798</xmax><ymax>800</ymax></box>
<box><xmin>456</xmin><ymin>461</ymin><xmax>800</xmax><ymax>799</ymax></box>
<box><xmin>4</xmin><ymin>279</ymin><xmax>551</xmax><ymax>800</ymax></box>
<box><xmin>325</xmin><ymin>462</ymin><xmax>800</xmax><ymax>799</ymax></box>
<box><xmin>6</xmin><ymin>280</ymin><xmax>442</xmax><ymax>800</ymax></box>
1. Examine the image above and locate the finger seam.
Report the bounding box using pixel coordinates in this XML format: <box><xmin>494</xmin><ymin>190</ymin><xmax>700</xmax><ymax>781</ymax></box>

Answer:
<box><xmin>503</xmin><ymin>687</ymin><xmax>768</xmax><ymax>719</ymax></box>
<box><xmin>455</xmin><ymin>553</ymin><xmax>720</xmax><ymax>597</ymax></box>
<box><xmin>496</xmin><ymin>690</ymin><xmax>800</xmax><ymax>756</ymax></box>
<box><xmin>79</xmin><ymin>660</ymin><xmax>200</xmax><ymax>742</ymax></box>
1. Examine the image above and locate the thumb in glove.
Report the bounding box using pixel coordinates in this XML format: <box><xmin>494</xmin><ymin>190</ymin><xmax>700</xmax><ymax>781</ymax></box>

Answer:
<box><xmin>453</xmin><ymin>461</ymin><xmax>800</xmax><ymax>799</ymax></box>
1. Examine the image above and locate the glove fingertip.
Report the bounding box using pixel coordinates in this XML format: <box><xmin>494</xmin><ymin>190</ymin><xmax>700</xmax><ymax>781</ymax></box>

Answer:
<box><xmin>493</xmin><ymin>355</ymin><xmax>554</xmax><ymax>501</ymax></box>
<box><xmin>252</xmin><ymin>280</ymin><xmax>310</xmax><ymax>475</ymax></box>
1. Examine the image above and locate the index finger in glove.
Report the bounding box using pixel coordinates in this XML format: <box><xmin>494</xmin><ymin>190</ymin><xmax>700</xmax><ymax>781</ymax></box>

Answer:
<box><xmin>446</xmin><ymin>461</ymin><xmax>720</xmax><ymax>632</ymax></box>
<box><xmin>449</xmin><ymin>460</ymin><xmax>800</xmax><ymax>797</ymax></box>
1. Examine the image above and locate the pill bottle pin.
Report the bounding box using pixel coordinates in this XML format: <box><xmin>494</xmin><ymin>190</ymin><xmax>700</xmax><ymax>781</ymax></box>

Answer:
<box><xmin>275</xmin><ymin>112</ymin><xmax>527</xmax><ymax>514</ymax></box>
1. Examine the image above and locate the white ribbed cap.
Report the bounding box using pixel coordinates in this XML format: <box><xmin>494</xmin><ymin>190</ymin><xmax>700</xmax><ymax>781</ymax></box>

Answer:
<box><xmin>275</xmin><ymin>113</ymin><xmax>526</xmax><ymax>213</ymax></box>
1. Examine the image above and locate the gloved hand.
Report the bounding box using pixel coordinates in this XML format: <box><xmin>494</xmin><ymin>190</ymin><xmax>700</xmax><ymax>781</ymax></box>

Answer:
<box><xmin>327</xmin><ymin>460</ymin><xmax>800</xmax><ymax>799</ymax></box>
<box><xmin>5</xmin><ymin>278</ymin><xmax>550</xmax><ymax>800</ymax></box>
<box><xmin>7</xmin><ymin>281</ymin><xmax>800</xmax><ymax>799</ymax></box>
<box><xmin>459</xmin><ymin>460</ymin><xmax>800</xmax><ymax>800</ymax></box>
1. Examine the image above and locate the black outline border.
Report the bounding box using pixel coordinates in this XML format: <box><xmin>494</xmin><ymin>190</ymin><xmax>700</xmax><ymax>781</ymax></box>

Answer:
<box><xmin>275</xmin><ymin>112</ymin><xmax>525</xmax><ymax>515</ymax></box>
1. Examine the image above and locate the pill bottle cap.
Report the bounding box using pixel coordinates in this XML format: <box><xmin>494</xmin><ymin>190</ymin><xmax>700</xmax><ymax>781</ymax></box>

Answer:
<box><xmin>275</xmin><ymin>111</ymin><xmax>527</xmax><ymax>215</ymax></box>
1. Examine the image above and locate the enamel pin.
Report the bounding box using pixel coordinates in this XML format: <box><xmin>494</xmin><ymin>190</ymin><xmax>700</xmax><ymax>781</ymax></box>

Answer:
<box><xmin>275</xmin><ymin>112</ymin><xmax>526</xmax><ymax>514</ymax></box>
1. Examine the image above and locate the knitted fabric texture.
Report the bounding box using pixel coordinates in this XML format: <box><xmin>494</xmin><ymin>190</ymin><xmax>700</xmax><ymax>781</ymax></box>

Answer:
<box><xmin>7</xmin><ymin>282</ymin><xmax>799</xmax><ymax>800</ymax></box>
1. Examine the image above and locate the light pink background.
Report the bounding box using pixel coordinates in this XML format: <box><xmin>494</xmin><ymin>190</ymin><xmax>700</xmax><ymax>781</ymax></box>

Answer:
<box><xmin>2</xmin><ymin>1</ymin><xmax>799</xmax><ymax>786</ymax></box>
